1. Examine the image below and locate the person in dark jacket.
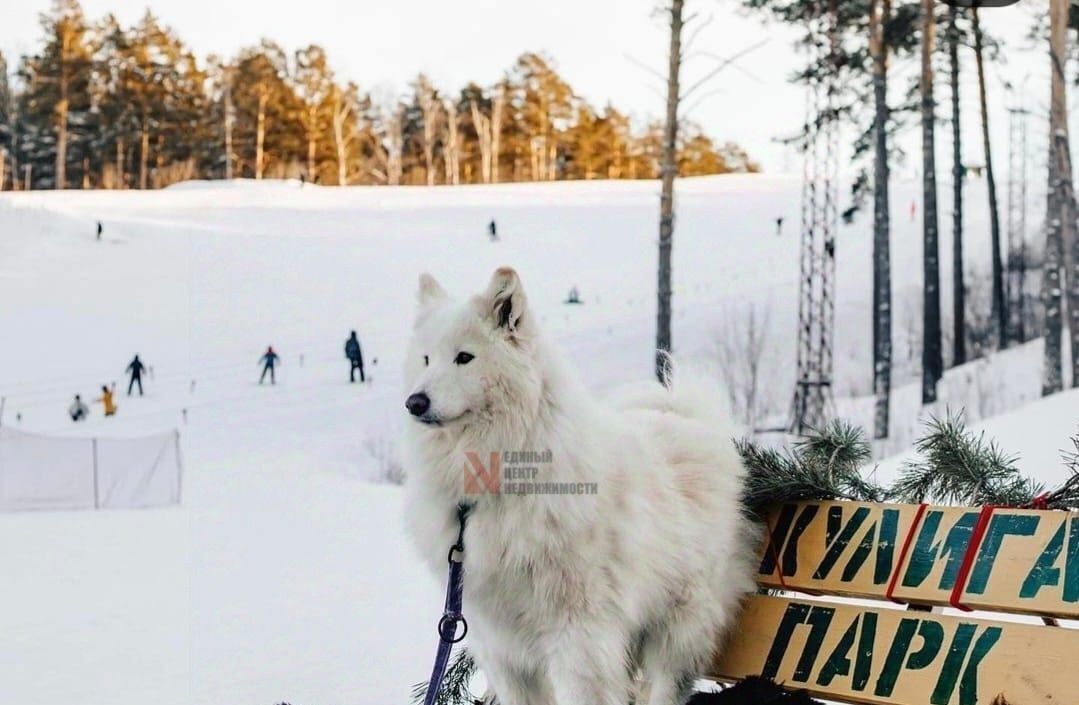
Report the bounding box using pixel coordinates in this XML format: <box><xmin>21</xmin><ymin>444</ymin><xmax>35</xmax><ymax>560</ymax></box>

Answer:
<box><xmin>488</xmin><ymin>219</ymin><xmax>499</xmax><ymax>242</ymax></box>
<box><xmin>259</xmin><ymin>346</ymin><xmax>280</xmax><ymax>385</ymax></box>
<box><xmin>126</xmin><ymin>354</ymin><xmax>147</xmax><ymax>396</ymax></box>
<box><xmin>345</xmin><ymin>330</ymin><xmax>365</xmax><ymax>383</ymax></box>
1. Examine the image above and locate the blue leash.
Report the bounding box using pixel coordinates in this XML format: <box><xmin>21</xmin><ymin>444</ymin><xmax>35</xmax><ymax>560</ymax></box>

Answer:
<box><xmin>422</xmin><ymin>503</ymin><xmax>472</xmax><ymax>705</ymax></box>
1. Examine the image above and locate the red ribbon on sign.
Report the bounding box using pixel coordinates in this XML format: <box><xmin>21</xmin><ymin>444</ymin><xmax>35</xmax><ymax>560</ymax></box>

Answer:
<box><xmin>948</xmin><ymin>505</ymin><xmax>1000</xmax><ymax>612</ymax></box>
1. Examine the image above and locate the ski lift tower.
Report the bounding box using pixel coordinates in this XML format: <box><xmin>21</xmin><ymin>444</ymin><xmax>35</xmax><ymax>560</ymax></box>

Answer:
<box><xmin>790</xmin><ymin>0</ymin><xmax>840</xmax><ymax>435</ymax></box>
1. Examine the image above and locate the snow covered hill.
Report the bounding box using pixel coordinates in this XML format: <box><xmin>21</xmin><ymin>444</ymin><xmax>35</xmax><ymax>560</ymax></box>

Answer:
<box><xmin>0</xmin><ymin>175</ymin><xmax>1068</xmax><ymax>705</ymax></box>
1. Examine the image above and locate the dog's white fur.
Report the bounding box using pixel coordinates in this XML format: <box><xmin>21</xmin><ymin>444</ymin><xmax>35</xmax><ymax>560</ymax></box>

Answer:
<box><xmin>403</xmin><ymin>267</ymin><xmax>758</xmax><ymax>705</ymax></box>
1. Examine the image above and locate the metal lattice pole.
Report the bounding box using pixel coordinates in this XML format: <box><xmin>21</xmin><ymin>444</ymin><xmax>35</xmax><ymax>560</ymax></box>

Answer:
<box><xmin>790</xmin><ymin>1</ymin><xmax>838</xmax><ymax>435</ymax></box>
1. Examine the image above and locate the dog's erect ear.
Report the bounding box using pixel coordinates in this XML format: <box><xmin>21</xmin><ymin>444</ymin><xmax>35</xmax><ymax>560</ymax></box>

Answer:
<box><xmin>417</xmin><ymin>273</ymin><xmax>449</xmax><ymax>307</ymax></box>
<box><xmin>482</xmin><ymin>267</ymin><xmax>528</xmax><ymax>333</ymax></box>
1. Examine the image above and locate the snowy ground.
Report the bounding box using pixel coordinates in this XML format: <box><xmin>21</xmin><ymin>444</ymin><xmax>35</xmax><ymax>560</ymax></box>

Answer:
<box><xmin>0</xmin><ymin>175</ymin><xmax>1073</xmax><ymax>704</ymax></box>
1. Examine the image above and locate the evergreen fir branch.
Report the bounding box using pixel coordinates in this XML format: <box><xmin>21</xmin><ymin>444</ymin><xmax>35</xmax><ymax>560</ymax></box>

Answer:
<box><xmin>890</xmin><ymin>412</ymin><xmax>1043</xmax><ymax>507</ymax></box>
<box><xmin>739</xmin><ymin>419</ymin><xmax>881</xmax><ymax>514</ymax></box>
<box><xmin>1041</xmin><ymin>432</ymin><xmax>1079</xmax><ymax>510</ymax></box>
<box><xmin>411</xmin><ymin>649</ymin><xmax>480</xmax><ymax>705</ymax></box>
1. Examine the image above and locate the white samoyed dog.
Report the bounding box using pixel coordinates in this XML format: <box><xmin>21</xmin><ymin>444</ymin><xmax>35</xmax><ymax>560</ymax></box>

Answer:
<box><xmin>402</xmin><ymin>267</ymin><xmax>758</xmax><ymax>705</ymax></box>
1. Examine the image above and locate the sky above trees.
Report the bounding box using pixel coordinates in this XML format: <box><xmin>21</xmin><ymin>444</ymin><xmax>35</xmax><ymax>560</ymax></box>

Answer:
<box><xmin>0</xmin><ymin>0</ymin><xmax>1051</xmax><ymax>173</ymax></box>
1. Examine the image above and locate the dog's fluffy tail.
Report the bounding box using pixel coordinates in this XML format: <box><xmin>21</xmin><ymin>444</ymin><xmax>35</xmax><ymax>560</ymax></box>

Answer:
<box><xmin>609</xmin><ymin>354</ymin><xmax>734</xmax><ymax>429</ymax></box>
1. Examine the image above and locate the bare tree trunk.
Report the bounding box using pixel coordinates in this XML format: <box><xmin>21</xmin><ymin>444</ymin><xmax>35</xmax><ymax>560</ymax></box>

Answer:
<box><xmin>1044</xmin><ymin>0</ymin><xmax>1072</xmax><ymax>394</ymax></box>
<box><xmin>255</xmin><ymin>87</ymin><xmax>267</xmax><ymax>180</ymax></box>
<box><xmin>55</xmin><ymin>96</ymin><xmax>68</xmax><ymax>189</ymax></box>
<box><xmin>921</xmin><ymin>0</ymin><xmax>943</xmax><ymax>403</ymax></box>
<box><xmin>139</xmin><ymin>118</ymin><xmax>150</xmax><ymax>190</ymax></box>
<box><xmin>0</xmin><ymin>148</ymin><xmax>6</xmax><ymax>191</ymax></box>
<box><xmin>469</xmin><ymin>99</ymin><xmax>492</xmax><ymax>184</ymax></box>
<box><xmin>948</xmin><ymin>4</ymin><xmax>965</xmax><ymax>366</ymax></box>
<box><xmin>419</xmin><ymin>84</ymin><xmax>440</xmax><ymax>186</ymax></box>
<box><xmin>972</xmin><ymin>8</ymin><xmax>1006</xmax><ymax>349</ymax></box>
<box><xmin>870</xmin><ymin>0</ymin><xmax>893</xmax><ymax>438</ymax></box>
<box><xmin>491</xmin><ymin>88</ymin><xmax>504</xmax><ymax>184</ymax></box>
<box><xmin>332</xmin><ymin>88</ymin><xmax>352</xmax><ymax>186</ymax></box>
<box><xmin>386</xmin><ymin>106</ymin><xmax>403</xmax><ymax>186</ymax></box>
<box><xmin>656</xmin><ymin>0</ymin><xmax>684</xmax><ymax>381</ymax></box>
<box><xmin>115</xmin><ymin>138</ymin><xmax>123</xmax><ymax>189</ymax></box>
<box><xmin>307</xmin><ymin>105</ymin><xmax>317</xmax><ymax>182</ymax></box>
<box><xmin>224</xmin><ymin>78</ymin><xmax>234</xmax><ymax>180</ymax></box>
<box><xmin>444</xmin><ymin>99</ymin><xmax>460</xmax><ymax>185</ymax></box>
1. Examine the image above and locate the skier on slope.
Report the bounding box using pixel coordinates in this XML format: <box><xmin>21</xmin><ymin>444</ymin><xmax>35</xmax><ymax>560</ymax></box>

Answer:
<box><xmin>488</xmin><ymin>219</ymin><xmax>499</xmax><ymax>242</ymax></box>
<box><xmin>69</xmin><ymin>394</ymin><xmax>89</xmax><ymax>422</ymax></box>
<box><xmin>95</xmin><ymin>385</ymin><xmax>117</xmax><ymax>417</ymax></box>
<box><xmin>344</xmin><ymin>330</ymin><xmax>366</xmax><ymax>383</ymax></box>
<box><xmin>259</xmin><ymin>346</ymin><xmax>280</xmax><ymax>385</ymax></box>
<box><xmin>126</xmin><ymin>354</ymin><xmax>147</xmax><ymax>396</ymax></box>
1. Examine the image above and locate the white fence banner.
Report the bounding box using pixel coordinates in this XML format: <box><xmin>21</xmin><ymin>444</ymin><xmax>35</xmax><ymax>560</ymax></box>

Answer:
<box><xmin>0</xmin><ymin>427</ymin><xmax>182</xmax><ymax>512</ymax></box>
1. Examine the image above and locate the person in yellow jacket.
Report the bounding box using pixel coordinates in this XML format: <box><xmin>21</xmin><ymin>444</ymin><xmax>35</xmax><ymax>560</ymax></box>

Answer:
<box><xmin>95</xmin><ymin>385</ymin><xmax>117</xmax><ymax>417</ymax></box>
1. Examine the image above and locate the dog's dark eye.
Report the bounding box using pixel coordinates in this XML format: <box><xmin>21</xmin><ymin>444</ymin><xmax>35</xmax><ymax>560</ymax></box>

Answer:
<box><xmin>455</xmin><ymin>352</ymin><xmax>475</xmax><ymax>365</ymax></box>
<box><xmin>423</xmin><ymin>355</ymin><xmax>429</xmax><ymax>367</ymax></box>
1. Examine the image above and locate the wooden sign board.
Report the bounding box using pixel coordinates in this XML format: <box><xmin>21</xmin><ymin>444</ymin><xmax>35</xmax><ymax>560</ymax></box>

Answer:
<box><xmin>758</xmin><ymin>501</ymin><xmax>1079</xmax><ymax>618</ymax></box>
<box><xmin>713</xmin><ymin>595</ymin><xmax>1073</xmax><ymax>705</ymax></box>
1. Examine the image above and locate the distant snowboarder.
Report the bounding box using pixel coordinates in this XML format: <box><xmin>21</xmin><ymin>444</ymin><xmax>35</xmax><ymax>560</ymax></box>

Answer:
<box><xmin>96</xmin><ymin>221</ymin><xmax>103</xmax><ymax>241</ymax></box>
<box><xmin>910</xmin><ymin>199</ymin><xmax>917</xmax><ymax>222</ymax></box>
<box><xmin>345</xmin><ymin>330</ymin><xmax>365</xmax><ymax>383</ymax></box>
<box><xmin>126</xmin><ymin>354</ymin><xmax>147</xmax><ymax>396</ymax></box>
<box><xmin>259</xmin><ymin>346</ymin><xmax>280</xmax><ymax>385</ymax></box>
<box><xmin>488</xmin><ymin>219</ymin><xmax>499</xmax><ymax>242</ymax></box>
<box><xmin>775</xmin><ymin>216</ymin><xmax>784</xmax><ymax>236</ymax></box>
<box><xmin>96</xmin><ymin>385</ymin><xmax>117</xmax><ymax>417</ymax></box>
<box><xmin>565</xmin><ymin>286</ymin><xmax>582</xmax><ymax>304</ymax></box>
<box><xmin>69</xmin><ymin>394</ymin><xmax>89</xmax><ymax>422</ymax></box>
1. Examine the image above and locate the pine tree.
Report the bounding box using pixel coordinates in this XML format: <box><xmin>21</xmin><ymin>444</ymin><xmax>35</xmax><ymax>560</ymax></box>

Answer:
<box><xmin>870</xmin><ymin>0</ymin><xmax>893</xmax><ymax>438</ymax></box>
<box><xmin>231</xmin><ymin>41</ymin><xmax>303</xmax><ymax>179</ymax></box>
<box><xmin>293</xmin><ymin>45</ymin><xmax>334</xmax><ymax>183</ymax></box>
<box><xmin>947</xmin><ymin>4</ymin><xmax>965</xmax><ymax>367</ymax></box>
<box><xmin>920</xmin><ymin>0</ymin><xmax>943</xmax><ymax>404</ymax></box>
<box><xmin>0</xmin><ymin>51</ymin><xmax>12</xmax><ymax>190</ymax></box>
<box><xmin>508</xmin><ymin>54</ymin><xmax>574</xmax><ymax>182</ymax></box>
<box><xmin>17</xmin><ymin>0</ymin><xmax>94</xmax><ymax>189</ymax></box>
<box><xmin>972</xmin><ymin>8</ymin><xmax>1006</xmax><ymax>350</ymax></box>
<box><xmin>1043</xmin><ymin>0</ymin><xmax>1072</xmax><ymax>396</ymax></box>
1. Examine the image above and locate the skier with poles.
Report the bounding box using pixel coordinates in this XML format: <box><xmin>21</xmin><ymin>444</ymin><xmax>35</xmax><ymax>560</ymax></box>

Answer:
<box><xmin>259</xmin><ymin>346</ymin><xmax>280</xmax><ymax>385</ymax></box>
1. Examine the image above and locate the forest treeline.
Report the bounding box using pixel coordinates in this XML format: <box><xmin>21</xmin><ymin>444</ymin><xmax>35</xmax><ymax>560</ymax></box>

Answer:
<box><xmin>0</xmin><ymin>0</ymin><xmax>758</xmax><ymax>191</ymax></box>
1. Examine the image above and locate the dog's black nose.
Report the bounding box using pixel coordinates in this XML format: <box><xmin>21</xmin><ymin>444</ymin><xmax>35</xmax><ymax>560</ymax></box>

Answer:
<box><xmin>406</xmin><ymin>392</ymin><xmax>431</xmax><ymax>417</ymax></box>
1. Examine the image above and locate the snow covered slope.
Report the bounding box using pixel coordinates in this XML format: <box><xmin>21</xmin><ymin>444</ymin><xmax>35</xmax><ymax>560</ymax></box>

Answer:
<box><xmin>0</xmin><ymin>175</ymin><xmax>1063</xmax><ymax>705</ymax></box>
